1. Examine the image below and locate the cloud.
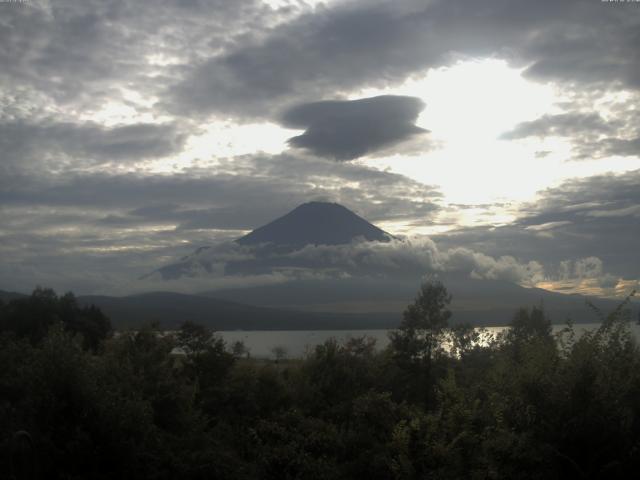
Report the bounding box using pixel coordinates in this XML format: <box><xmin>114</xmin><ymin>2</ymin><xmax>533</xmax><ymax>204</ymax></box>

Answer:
<box><xmin>167</xmin><ymin>0</ymin><xmax>640</xmax><ymax>118</ymax></box>
<box><xmin>442</xmin><ymin>248</ymin><xmax>545</xmax><ymax>286</ymax></box>
<box><xmin>0</xmin><ymin>153</ymin><xmax>441</xmax><ymax>225</ymax></box>
<box><xmin>0</xmin><ymin>152</ymin><xmax>443</xmax><ymax>294</ymax></box>
<box><xmin>0</xmin><ymin>120</ymin><xmax>187</xmax><ymax>173</ymax></box>
<box><xmin>281</xmin><ymin>95</ymin><xmax>428</xmax><ymax>160</ymax></box>
<box><xmin>150</xmin><ymin>235</ymin><xmax>548</xmax><ymax>290</ymax></box>
<box><xmin>573</xmin><ymin>256</ymin><xmax>603</xmax><ymax>279</ymax></box>
<box><xmin>585</xmin><ymin>205</ymin><xmax>640</xmax><ymax>218</ymax></box>
<box><xmin>0</xmin><ymin>0</ymin><xmax>280</xmax><ymax>117</ymax></box>
<box><xmin>501</xmin><ymin>112</ymin><xmax>614</xmax><ymax>140</ymax></box>
<box><xmin>166</xmin><ymin>1</ymin><xmax>439</xmax><ymax>117</ymax></box>
<box><xmin>433</xmin><ymin>169</ymin><xmax>640</xmax><ymax>284</ymax></box>
<box><xmin>524</xmin><ymin>221</ymin><xmax>572</xmax><ymax>232</ymax></box>
<box><xmin>1</xmin><ymin>0</ymin><xmax>639</xmax><ymax>301</ymax></box>
<box><xmin>501</xmin><ymin>107</ymin><xmax>640</xmax><ymax>161</ymax></box>
<box><xmin>538</xmin><ymin>256</ymin><xmax>625</xmax><ymax>297</ymax></box>
<box><xmin>3</xmin><ymin>0</ymin><xmax>640</xmax><ymax>125</ymax></box>
<box><xmin>597</xmin><ymin>136</ymin><xmax>640</xmax><ymax>159</ymax></box>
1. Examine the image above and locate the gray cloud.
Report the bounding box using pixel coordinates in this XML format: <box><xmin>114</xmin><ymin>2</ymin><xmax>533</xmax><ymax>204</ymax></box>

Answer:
<box><xmin>501</xmin><ymin>108</ymin><xmax>640</xmax><ymax>160</ymax></box>
<box><xmin>0</xmin><ymin>152</ymin><xmax>443</xmax><ymax>293</ymax></box>
<box><xmin>434</xmin><ymin>169</ymin><xmax>640</xmax><ymax>280</ymax></box>
<box><xmin>0</xmin><ymin>120</ymin><xmax>187</xmax><ymax>173</ymax></box>
<box><xmin>501</xmin><ymin>112</ymin><xmax>615</xmax><ymax>140</ymax></box>
<box><xmin>167</xmin><ymin>0</ymin><xmax>640</xmax><ymax>118</ymax></box>
<box><xmin>0</xmin><ymin>153</ymin><xmax>441</xmax><ymax>225</ymax></box>
<box><xmin>0</xmin><ymin>0</ymin><xmax>281</xmax><ymax>118</ymax></box>
<box><xmin>149</xmin><ymin>235</ymin><xmax>547</xmax><ymax>291</ymax></box>
<box><xmin>597</xmin><ymin>136</ymin><xmax>640</xmax><ymax>158</ymax></box>
<box><xmin>2</xmin><ymin>0</ymin><xmax>639</xmax><ymax>299</ymax></box>
<box><xmin>281</xmin><ymin>95</ymin><xmax>428</xmax><ymax>160</ymax></box>
<box><xmin>3</xmin><ymin>0</ymin><xmax>639</xmax><ymax>124</ymax></box>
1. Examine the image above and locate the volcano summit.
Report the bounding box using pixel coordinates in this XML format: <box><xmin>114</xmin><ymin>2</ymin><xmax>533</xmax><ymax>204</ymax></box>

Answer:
<box><xmin>151</xmin><ymin>202</ymin><xmax>394</xmax><ymax>280</ymax></box>
<box><xmin>236</xmin><ymin>202</ymin><xmax>393</xmax><ymax>247</ymax></box>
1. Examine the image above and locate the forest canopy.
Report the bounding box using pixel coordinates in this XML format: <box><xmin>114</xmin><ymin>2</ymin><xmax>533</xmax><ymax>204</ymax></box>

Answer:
<box><xmin>0</xmin><ymin>283</ymin><xmax>638</xmax><ymax>479</ymax></box>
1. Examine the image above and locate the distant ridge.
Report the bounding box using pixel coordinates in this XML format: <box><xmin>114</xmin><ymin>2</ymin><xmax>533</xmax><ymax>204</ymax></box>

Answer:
<box><xmin>236</xmin><ymin>202</ymin><xmax>392</xmax><ymax>247</ymax></box>
<box><xmin>76</xmin><ymin>292</ymin><xmax>396</xmax><ymax>330</ymax></box>
<box><xmin>0</xmin><ymin>290</ymin><xmax>28</xmax><ymax>302</ymax></box>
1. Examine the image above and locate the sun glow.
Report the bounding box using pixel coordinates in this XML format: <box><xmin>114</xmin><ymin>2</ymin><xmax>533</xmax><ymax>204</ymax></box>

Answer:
<box><xmin>81</xmin><ymin>58</ymin><xmax>639</xmax><ymax>232</ymax></box>
<box><xmin>357</xmin><ymin>59</ymin><xmax>640</xmax><ymax>228</ymax></box>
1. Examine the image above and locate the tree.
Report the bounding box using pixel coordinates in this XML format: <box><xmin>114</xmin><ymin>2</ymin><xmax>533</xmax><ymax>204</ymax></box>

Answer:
<box><xmin>177</xmin><ymin>320</ymin><xmax>215</xmax><ymax>359</ymax></box>
<box><xmin>389</xmin><ymin>279</ymin><xmax>452</xmax><ymax>403</ymax></box>
<box><xmin>271</xmin><ymin>345</ymin><xmax>288</xmax><ymax>363</ymax></box>
<box><xmin>390</xmin><ymin>279</ymin><xmax>452</xmax><ymax>364</ymax></box>
<box><xmin>507</xmin><ymin>305</ymin><xmax>552</xmax><ymax>344</ymax></box>
<box><xmin>176</xmin><ymin>321</ymin><xmax>235</xmax><ymax>412</ymax></box>
<box><xmin>0</xmin><ymin>287</ymin><xmax>111</xmax><ymax>350</ymax></box>
<box><xmin>231</xmin><ymin>340</ymin><xmax>250</xmax><ymax>358</ymax></box>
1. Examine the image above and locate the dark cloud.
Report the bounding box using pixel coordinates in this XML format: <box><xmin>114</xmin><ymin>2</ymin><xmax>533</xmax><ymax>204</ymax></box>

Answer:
<box><xmin>0</xmin><ymin>120</ymin><xmax>186</xmax><ymax>173</ymax></box>
<box><xmin>2</xmin><ymin>0</ymin><xmax>639</xmax><ymax>124</ymax></box>
<box><xmin>0</xmin><ymin>153</ymin><xmax>441</xmax><ymax>225</ymax></box>
<box><xmin>167</xmin><ymin>0</ymin><xmax>640</xmax><ymax>118</ymax></box>
<box><xmin>281</xmin><ymin>95</ymin><xmax>428</xmax><ymax>160</ymax></box>
<box><xmin>597</xmin><ymin>136</ymin><xmax>640</xmax><ymax>158</ymax></box>
<box><xmin>167</xmin><ymin>2</ymin><xmax>439</xmax><ymax>117</ymax></box>
<box><xmin>0</xmin><ymin>0</ymin><xmax>280</xmax><ymax>117</ymax></box>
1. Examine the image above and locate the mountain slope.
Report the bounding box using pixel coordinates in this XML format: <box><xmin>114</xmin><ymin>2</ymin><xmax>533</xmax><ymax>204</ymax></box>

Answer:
<box><xmin>152</xmin><ymin>201</ymin><xmax>393</xmax><ymax>280</ymax></box>
<box><xmin>77</xmin><ymin>292</ymin><xmax>397</xmax><ymax>330</ymax></box>
<box><xmin>205</xmin><ymin>274</ymin><xmax>637</xmax><ymax>326</ymax></box>
<box><xmin>0</xmin><ymin>290</ymin><xmax>28</xmax><ymax>302</ymax></box>
<box><xmin>236</xmin><ymin>201</ymin><xmax>392</xmax><ymax>247</ymax></box>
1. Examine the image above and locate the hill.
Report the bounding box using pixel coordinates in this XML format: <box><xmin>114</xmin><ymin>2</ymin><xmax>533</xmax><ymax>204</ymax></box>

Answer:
<box><xmin>77</xmin><ymin>291</ymin><xmax>397</xmax><ymax>330</ymax></box>
<box><xmin>205</xmin><ymin>274</ymin><xmax>637</xmax><ymax>326</ymax></box>
<box><xmin>0</xmin><ymin>289</ymin><xmax>28</xmax><ymax>303</ymax></box>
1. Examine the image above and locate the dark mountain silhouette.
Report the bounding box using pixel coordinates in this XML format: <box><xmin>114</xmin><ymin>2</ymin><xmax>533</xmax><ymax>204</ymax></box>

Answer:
<box><xmin>205</xmin><ymin>274</ymin><xmax>637</xmax><ymax>326</ymax></box>
<box><xmin>0</xmin><ymin>290</ymin><xmax>28</xmax><ymax>303</ymax></box>
<box><xmin>76</xmin><ymin>292</ymin><xmax>396</xmax><ymax>330</ymax></box>
<box><xmin>3</xmin><ymin>285</ymin><xmax>636</xmax><ymax>330</ymax></box>
<box><xmin>236</xmin><ymin>201</ymin><xmax>392</xmax><ymax>247</ymax></box>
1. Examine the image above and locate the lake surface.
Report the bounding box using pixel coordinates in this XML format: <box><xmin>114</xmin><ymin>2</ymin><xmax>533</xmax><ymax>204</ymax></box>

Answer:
<box><xmin>218</xmin><ymin>323</ymin><xmax>640</xmax><ymax>359</ymax></box>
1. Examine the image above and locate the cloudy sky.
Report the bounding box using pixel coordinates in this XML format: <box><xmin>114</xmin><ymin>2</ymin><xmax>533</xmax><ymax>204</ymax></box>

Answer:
<box><xmin>1</xmin><ymin>0</ymin><xmax>639</xmax><ymax>297</ymax></box>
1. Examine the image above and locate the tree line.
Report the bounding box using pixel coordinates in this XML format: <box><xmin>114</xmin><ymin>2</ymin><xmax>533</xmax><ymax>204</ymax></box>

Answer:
<box><xmin>0</xmin><ymin>283</ymin><xmax>638</xmax><ymax>479</ymax></box>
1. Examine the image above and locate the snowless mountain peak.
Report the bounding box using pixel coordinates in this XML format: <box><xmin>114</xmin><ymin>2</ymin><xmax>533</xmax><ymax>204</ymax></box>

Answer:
<box><xmin>236</xmin><ymin>202</ymin><xmax>392</xmax><ymax>247</ymax></box>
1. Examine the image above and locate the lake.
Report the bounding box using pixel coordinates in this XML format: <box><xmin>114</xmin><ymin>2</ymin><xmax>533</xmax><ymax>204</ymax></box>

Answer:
<box><xmin>217</xmin><ymin>322</ymin><xmax>640</xmax><ymax>359</ymax></box>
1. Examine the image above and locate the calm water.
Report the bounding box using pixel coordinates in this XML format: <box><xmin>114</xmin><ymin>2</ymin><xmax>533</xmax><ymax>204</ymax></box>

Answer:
<box><xmin>218</xmin><ymin>323</ymin><xmax>640</xmax><ymax>359</ymax></box>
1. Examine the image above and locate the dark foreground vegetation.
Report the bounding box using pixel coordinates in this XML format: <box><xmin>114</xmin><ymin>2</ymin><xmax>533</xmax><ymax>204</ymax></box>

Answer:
<box><xmin>0</xmin><ymin>284</ymin><xmax>639</xmax><ymax>479</ymax></box>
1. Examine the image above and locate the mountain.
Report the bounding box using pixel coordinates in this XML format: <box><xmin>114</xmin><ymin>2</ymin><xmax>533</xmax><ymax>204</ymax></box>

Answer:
<box><xmin>236</xmin><ymin>201</ymin><xmax>392</xmax><ymax>247</ymax></box>
<box><xmin>152</xmin><ymin>201</ymin><xmax>393</xmax><ymax>279</ymax></box>
<box><xmin>145</xmin><ymin>202</ymin><xmax>638</xmax><ymax>327</ymax></box>
<box><xmin>81</xmin><ymin>280</ymin><xmax>638</xmax><ymax>329</ymax></box>
<box><xmin>77</xmin><ymin>292</ymin><xmax>396</xmax><ymax>330</ymax></box>
<box><xmin>0</xmin><ymin>289</ymin><xmax>28</xmax><ymax>302</ymax></box>
<box><xmin>4</xmin><ymin>284</ymin><xmax>635</xmax><ymax>330</ymax></box>
<box><xmin>205</xmin><ymin>274</ymin><xmax>636</xmax><ymax>326</ymax></box>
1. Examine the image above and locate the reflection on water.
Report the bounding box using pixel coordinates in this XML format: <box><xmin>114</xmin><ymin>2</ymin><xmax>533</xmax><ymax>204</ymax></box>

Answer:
<box><xmin>218</xmin><ymin>323</ymin><xmax>640</xmax><ymax>359</ymax></box>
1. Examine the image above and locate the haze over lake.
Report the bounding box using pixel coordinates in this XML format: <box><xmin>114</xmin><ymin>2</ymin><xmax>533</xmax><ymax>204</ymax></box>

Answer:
<box><xmin>218</xmin><ymin>323</ymin><xmax>640</xmax><ymax>358</ymax></box>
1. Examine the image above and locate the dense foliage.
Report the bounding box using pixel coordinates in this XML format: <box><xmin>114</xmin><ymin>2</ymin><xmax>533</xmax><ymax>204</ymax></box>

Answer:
<box><xmin>0</xmin><ymin>284</ymin><xmax>639</xmax><ymax>479</ymax></box>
